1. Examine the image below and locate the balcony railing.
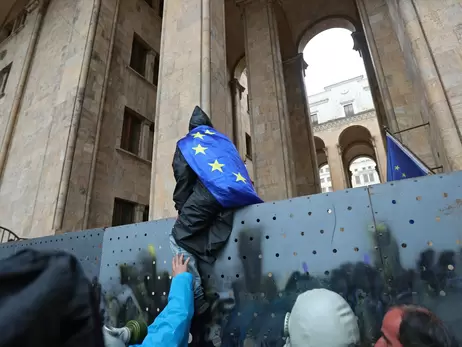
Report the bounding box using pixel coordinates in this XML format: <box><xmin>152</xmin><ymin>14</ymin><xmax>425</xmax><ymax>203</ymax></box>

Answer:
<box><xmin>0</xmin><ymin>226</ymin><xmax>25</xmax><ymax>243</ymax></box>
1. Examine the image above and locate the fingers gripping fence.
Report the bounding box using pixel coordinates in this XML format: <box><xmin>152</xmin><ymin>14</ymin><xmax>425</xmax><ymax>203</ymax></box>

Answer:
<box><xmin>2</xmin><ymin>172</ymin><xmax>462</xmax><ymax>346</ymax></box>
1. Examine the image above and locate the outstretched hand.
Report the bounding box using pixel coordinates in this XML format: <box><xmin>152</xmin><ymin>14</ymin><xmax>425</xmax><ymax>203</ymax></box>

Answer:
<box><xmin>172</xmin><ymin>254</ymin><xmax>190</xmax><ymax>277</ymax></box>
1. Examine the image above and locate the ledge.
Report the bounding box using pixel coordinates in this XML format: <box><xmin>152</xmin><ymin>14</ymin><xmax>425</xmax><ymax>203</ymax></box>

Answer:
<box><xmin>126</xmin><ymin>66</ymin><xmax>158</xmax><ymax>91</ymax></box>
<box><xmin>116</xmin><ymin>147</ymin><xmax>152</xmax><ymax>166</ymax></box>
<box><xmin>313</xmin><ymin>109</ymin><xmax>376</xmax><ymax>132</ymax></box>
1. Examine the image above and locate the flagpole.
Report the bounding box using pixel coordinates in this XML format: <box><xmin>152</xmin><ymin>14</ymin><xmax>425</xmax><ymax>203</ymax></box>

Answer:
<box><xmin>384</xmin><ymin>128</ymin><xmax>435</xmax><ymax>175</ymax></box>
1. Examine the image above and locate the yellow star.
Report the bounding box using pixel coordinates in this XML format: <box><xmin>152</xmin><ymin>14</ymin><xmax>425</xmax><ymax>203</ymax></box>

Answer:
<box><xmin>402</xmin><ymin>173</ymin><xmax>407</xmax><ymax>178</ymax></box>
<box><xmin>192</xmin><ymin>144</ymin><xmax>207</xmax><ymax>155</ymax></box>
<box><xmin>209</xmin><ymin>160</ymin><xmax>225</xmax><ymax>173</ymax></box>
<box><xmin>233</xmin><ymin>172</ymin><xmax>247</xmax><ymax>183</ymax></box>
<box><xmin>192</xmin><ymin>132</ymin><xmax>205</xmax><ymax>140</ymax></box>
<box><xmin>204</xmin><ymin>129</ymin><xmax>215</xmax><ymax>135</ymax></box>
<box><xmin>395</xmin><ymin>165</ymin><xmax>400</xmax><ymax>171</ymax></box>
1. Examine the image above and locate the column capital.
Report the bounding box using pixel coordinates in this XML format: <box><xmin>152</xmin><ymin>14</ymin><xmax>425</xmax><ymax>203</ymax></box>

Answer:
<box><xmin>351</xmin><ymin>31</ymin><xmax>367</xmax><ymax>57</ymax></box>
<box><xmin>283</xmin><ymin>53</ymin><xmax>308</xmax><ymax>76</ymax></box>
<box><xmin>229</xmin><ymin>78</ymin><xmax>246</xmax><ymax>98</ymax></box>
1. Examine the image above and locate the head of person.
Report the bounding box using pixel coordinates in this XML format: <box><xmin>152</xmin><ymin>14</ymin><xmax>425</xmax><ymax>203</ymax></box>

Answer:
<box><xmin>284</xmin><ymin>288</ymin><xmax>360</xmax><ymax>347</ymax></box>
<box><xmin>375</xmin><ymin>306</ymin><xmax>458</xmax><ymax>347</ymax></box>
<box><xmin>189</xmin><ymin>106</ymin><xmax>213</xmax><ymax>131</ymax></box>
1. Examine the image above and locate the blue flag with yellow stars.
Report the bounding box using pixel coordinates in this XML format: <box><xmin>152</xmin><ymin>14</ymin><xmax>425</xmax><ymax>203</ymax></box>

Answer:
<box><xmin>386</xmin><ymin>132</ymin><xmax>430</xmax><ymax>181</ymax></box>
<box><xmin>177</xmin><ymin>125</ymin><xmax>263</xmax><ymax>208</ymax></box>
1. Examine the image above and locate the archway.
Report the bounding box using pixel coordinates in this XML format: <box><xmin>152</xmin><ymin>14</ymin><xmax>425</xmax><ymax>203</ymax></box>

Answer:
<box><xmin>349</xmin><ymin>156</ymin><xmax>381</xmax><ymax>188</ymax></box>
<box><xmin>339</xmin><ymin>125</ymin><xmax>380</xmax><ymax>187</ymax></box>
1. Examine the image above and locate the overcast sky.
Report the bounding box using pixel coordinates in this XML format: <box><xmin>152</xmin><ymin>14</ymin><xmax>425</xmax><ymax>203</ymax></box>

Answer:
<box><xmin>303</xmin><ymin>28</ymin><xmax>367</xmax><ymax>96</ymax></box>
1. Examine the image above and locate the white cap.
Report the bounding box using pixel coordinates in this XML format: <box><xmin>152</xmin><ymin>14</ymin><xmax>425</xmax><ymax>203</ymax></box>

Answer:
<box><xmin>285</xmin><ymin>288</ymin><xmax>360</xmax><ymax>347</ymax></box>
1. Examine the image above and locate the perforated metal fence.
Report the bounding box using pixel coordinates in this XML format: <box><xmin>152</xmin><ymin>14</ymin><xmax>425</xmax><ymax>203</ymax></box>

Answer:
<box><xmin>2</xmin><ymin>172</ymin><xmax>462</xmax><ymax>346</ymax></box>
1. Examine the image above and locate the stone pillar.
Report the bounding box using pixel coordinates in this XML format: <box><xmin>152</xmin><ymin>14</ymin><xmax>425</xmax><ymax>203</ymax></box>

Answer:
<box><xmin>150</xmin><ymin>0</ymin><xmax>229</xmax><ymax>219</ymax></box>
<box><xmin>371</xmin><ymin>136</ymin><xmax>385</xmax><ymax>182</ymax></box>
<box><xmin>229</xmin><ymin>78</ymin><xmax>245</xmax><ymax>157</ymax></box>
<box><xmin>139</xmin><ymin>120</ymin><xmax>151</xmax><ymax>161</ymax></box>
<box><xmin>325</xmin><ymin>146</ymin><xmax>346</xmax><ymax>191</ymax></box>
<box><xmin>352</xmin><ymin>31</ymin><xmax>388</xmax><ymax>139</ymax></box>
<box><xmin>397</xmin><ymin>0</ymin><xmax>462</xmax><ymax>171</ymax></box>
<box><xmin>239</xmin><ymin>0</ymin><xmax>295</xmax><ymax>201</ymax></box>
<box><xmin>283</xmin><ymin>53</ymin><xmax>320</xmax><ymax>196</ymax></box>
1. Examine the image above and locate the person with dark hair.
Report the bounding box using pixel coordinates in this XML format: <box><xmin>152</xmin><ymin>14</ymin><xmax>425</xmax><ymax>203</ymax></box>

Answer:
<box><xmin>375</xmin><ymin>306</ymin><xmax>458</xmax><ymax>347</ymax></box>
<box><xmin>170</xmin><ymin>106</ymin><xmax>262</xmax><ymax>315</ymax></box>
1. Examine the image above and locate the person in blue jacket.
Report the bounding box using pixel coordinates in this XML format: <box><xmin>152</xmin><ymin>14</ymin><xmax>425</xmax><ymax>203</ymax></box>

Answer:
<box><xmin>103</xmin><ymin>254</ymin><xmax>194</xmax><ymax>347</ymax></box>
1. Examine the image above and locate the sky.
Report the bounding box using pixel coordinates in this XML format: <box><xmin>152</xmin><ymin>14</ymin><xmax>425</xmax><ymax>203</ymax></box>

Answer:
<box><xmin>303</xmin><ymin>28</ymin><xmax>367</xmax><ymax>96</ymax></box>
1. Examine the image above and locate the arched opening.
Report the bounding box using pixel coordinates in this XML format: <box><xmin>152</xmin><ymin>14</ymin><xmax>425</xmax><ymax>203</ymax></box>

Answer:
<box><xmin>339</xmin><ymin>125</ymin><xmax>381</xmax><ymax>188</ymax></box>
<box><xmin>349</xmin><ymin>156</ymin><xmax>381</xmax><ymax>188</ymax></box>
<box><xmin>314</xmin><ymin>136</ymin><xmax>332</xmax><ymax>192</ymax></box>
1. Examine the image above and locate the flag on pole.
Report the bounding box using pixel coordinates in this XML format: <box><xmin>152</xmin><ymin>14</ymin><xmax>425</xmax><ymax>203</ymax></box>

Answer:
<box><xmin>386</xmin><ymin>131</ymin><xmax>431</xmax><ymax>181</ymax></box>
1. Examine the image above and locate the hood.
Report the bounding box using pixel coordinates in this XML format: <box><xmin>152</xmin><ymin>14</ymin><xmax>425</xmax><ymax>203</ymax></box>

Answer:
<box><xmin>286</xmin><ymin>288</ymin><xmax>359</xmax><ymax>347</ymax></box>
<box><xmin>189</xmin><ymin>106</ymin><xmax>213</xmax><ymax>131</ymax></box>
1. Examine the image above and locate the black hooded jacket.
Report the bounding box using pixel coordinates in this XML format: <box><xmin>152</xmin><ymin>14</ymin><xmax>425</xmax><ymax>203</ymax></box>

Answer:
<box><xmin>0</xmin><ymin>249</ymin><xmax>104</xmax><ymax>347</ymax></box>
<box><xmin>171</xmin><ymin>106</ymin><xmax>233</xmax><ymax>264</ymax></box>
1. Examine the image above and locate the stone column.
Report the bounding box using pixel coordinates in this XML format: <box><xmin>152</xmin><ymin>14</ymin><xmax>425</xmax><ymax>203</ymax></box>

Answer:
<box><xmin>325</xmin><ymin>145</ymin><xmax>347</xmax><ymax>191</ymax></box>
<box><xmin>229</xmin><ymin>78</ymin><xmax>245</xmax><ymax>156</ymax></box>
<box><xmin>150</xmin><ymin>0</ymin><xmax>229</xmax><ymax>219</ymax></box>
<box><xmin>139</xmin><ymin>120</ymin><xmax>151</xmax><ymax>161</ymax></box>
<box><xmin>352</xmin><ymin>31</ymin><xmax>388</xmax><ymax>140</ymax></box>
<box><xmin>397</xmin><ymin>0</ymin><xmax>462</xmax><ymax>171</ymax></box>
<box><xmin>239</xmin><ymin>0</ymin><xmax>295</xmax><ymax>201</ymax></box>
<box><xmin>371</xmin><ymin>136</ymin><xmax>386</xmax><ymax>182</ymax></box>
<box><xmin>283</xmin><ymin>53</ymin><xmax>320</xmax><ymax>196</ymax></box>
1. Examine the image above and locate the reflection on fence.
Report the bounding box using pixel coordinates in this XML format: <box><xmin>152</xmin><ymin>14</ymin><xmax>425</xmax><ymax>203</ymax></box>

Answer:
<box><xmin>0</xmin><ymin>226</ymin><xmax>25</xmax><ymax>243</ymax></box>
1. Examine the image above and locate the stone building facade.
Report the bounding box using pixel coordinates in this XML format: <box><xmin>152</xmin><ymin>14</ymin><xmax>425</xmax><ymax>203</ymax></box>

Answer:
<box><xmin>1</xmin><ymin>0</ymin><xmax>462</xmax><ymax>238</ymax></box>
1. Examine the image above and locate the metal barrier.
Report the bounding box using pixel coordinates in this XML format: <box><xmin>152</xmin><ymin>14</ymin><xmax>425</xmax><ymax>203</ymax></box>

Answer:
<box><xmin>1</xmin><ymin>171</ymin><xmax>462</xmax><ymax>346</ymax></box>
<box><xmin>0</xmin><ymin>226</ymin><xmax>25</xmax><ymax>243</ymax></box>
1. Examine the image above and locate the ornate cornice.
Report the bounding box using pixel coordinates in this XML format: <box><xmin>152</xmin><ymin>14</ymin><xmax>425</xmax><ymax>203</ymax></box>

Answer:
<box><xmin>313</xmin><ymin>110</ymin><xmax>376</xmax><ymax>133</ymax></box>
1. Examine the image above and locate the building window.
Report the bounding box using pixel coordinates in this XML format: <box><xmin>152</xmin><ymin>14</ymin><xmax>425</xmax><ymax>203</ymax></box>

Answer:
<box><xmin>143</xmin><ymin>205</ymin><xmax>150</xmax><ymax>222</ymax></box>
<box><xmin>245</xmin><ymin>133</ymin><xmax>252</xmax><ymax>159</ymax></box>
<box><xmin>320</xmin><ymin>168</ymin><xmax>324</xmax><ymax>174</ymax></box>
<box><xmin>325</xmin><ymin>167</ymin><xmax>330</xmax><ymax>173</ymax></box>
<box><xmin>355</xmin><ymin>175</ymin><xmax>361</xmax><ymax>185</ymax></box>
<box><xmin>343</xmin><ymin>103</ymin><xmax>354</xmax><ymax>117</ymax></box>
<box><xmin>369</xmin><ymin>173</ymin><xmax>375</xmax><ymax>182</ymax></box>
<box><xmin>322</xmin><ymin>187</ymin><xmax>327</xmax><ymax>193</ymax></box>
<box><xmin>368</xmin><ymin>166</ymin><xmax>372</xmax><ymax>169</ymax></box>
<box><xmin>363</xmin><ymin>174</ymin><xmax>369</xmax><ymax>183</ymax></box>
<box><xmin>0</xmin><ymin>11</ymin><xmax>27</xmax><ymax>43</ymax></box>
<box><xmin>153</xmin><ymin>53</ymin><xmax>160</xmax><ymax>86</ymax></box>
<box><xmin>362</xmin><ymin>167</ymin><xmax>366</xmax><ymax>171</ymax></box>
<box><xmin>121</xmin><ymin>107</ymin><xmax>142</xmax><ymax>155</ymax></box>
<box><xmin>0</xmin><ymin>63</ymin><xmax>12</xmax><ymax>97</ymax></box>
<box><xmin>327</xmin><ymin>187</ymin><xmax>332</xmax><ymax>192</ymax></box>
<box><xmin>158</xmin><ymin>0</ymin><xmax>164</xmax><ymax>17</ymax></box>
<box><xmin>321</xmin><ymin>177</ymin><xmax>325</xmax><ymax>183</ymax></box>
<box><xmin>130</xmin><ymin>34</ymin><xmax>149</xmax><ymax>76</ymax></box>
<box><xmin>327</xmin><ymin>176</ymin><xmax>331</xmax><ymax>182</ymax></box>
<box><xmin>147</xmin><ymin>123</ymin><xmax>154</xmax><ymax>161</ymax></box>
<box><xmin>311</xmin><ymin>112</ymin><xmax>318</xmax><ymax>125</ymax></box>
<box><xmin>112</xmin><ymin>198</ymin><xmax>135</xmax><ymax>226</ymax></box>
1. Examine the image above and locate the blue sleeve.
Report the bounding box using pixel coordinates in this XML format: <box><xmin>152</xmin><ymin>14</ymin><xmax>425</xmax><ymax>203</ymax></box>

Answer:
<box><xmin>130</xmin><ymin>272</ymin><xmax>194</xmax><ymax>347</ymax></box>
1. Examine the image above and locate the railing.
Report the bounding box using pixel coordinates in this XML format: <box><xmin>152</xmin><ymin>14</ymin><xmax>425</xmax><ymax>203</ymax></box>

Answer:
<box><xmin>0</xmin><ymin>226</ymin><xmax>25</xmax><ymax>243</ymax></box>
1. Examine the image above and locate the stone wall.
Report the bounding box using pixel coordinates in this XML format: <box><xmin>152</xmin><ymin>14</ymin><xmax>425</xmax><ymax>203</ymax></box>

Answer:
<box><xmin>0</xmin><ymin>0</ymin><xmax>95</xmax><ymax>238</ymax></box>
<box><xmin>88</xmin><ymin>0</ymin><xmax>161</xmax><ymax>228</ymax></box>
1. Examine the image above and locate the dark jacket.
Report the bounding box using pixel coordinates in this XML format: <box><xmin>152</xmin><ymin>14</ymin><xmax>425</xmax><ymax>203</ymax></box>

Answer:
<box><xmin>172</xmin><ymin>106</ymin><xmax>233</xmax><ymax>264</ymax></box>
<box><xmin>0</xmin><ymin>249</ymin><xmax>104</xmax><ymax>347</ymax></box>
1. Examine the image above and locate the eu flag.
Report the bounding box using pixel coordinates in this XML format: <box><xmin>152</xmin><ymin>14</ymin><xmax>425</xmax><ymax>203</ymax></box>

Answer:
<box><xmin>177</xmin><ymin>125</ymin><xmax>263</xmax><ymax>208</ymax></box>
<box><xmin>386</xmin><ymin>132</ymin><xmax>430</xmax><ymax>181</ymax></box>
